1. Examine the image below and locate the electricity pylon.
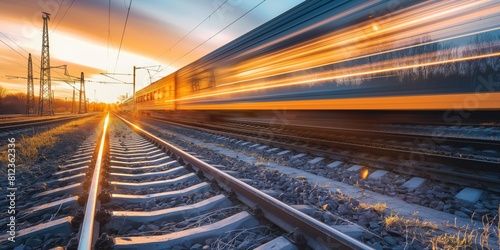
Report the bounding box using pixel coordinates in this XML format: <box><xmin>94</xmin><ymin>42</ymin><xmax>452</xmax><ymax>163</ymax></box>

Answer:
<box><xmin>26</xmin><ymin>53</ymin><xmax>36</xmax><ymax>115</ymax></box>
<box><xmin>38</xmin><ymin>12</ymin><xmax>53</xmax><ymax>115</ymax></box>
<box><xmin>72</xmin><ymin>87</ymin><xmax>76</xmax><ymax>113</ymax></box>
<box><xmin>79</xmin><ymin>72</ymin><xmax>87</xmax><ymax>113</ymax></box>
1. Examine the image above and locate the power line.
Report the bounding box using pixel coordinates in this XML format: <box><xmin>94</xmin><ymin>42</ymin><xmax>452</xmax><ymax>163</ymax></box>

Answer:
<box><xmin>151</xmin><ymin>0</ymin><xmax>229</xmax><ymax>63</ymax></box>
<box><xmin>50</xmin><ymin>0</ymin><xmax>65</xmax><ymax>30</ymax></box>
<box><xmin>0</xmin><ymin>13</ymin><xmax>77</xmax><ymax>104</ymax></box>
<box><xmin>50</xmin><ymin>0</ymin><xmax>77</xmax><ymax>35</ymax></box>
<box><xmin>0</xmin><ymin>32</ymin><xmax>42</xmax><ymax>76</ymax></box>
<box><xmin>39</xmin><ymin>0</ymin><xmax>79</xmax><ymax>82</ymax></box>
<box><xmin>0</xmin><ymin>54</ymin><xmax>28</xmax><ymax>69</ymax></box>
<box><xmin>113</xmin><ymin>0</ymin><xmax>133</xmax><ymax>73</ymax></box>
<box><xmin>155</xmin><ymin>0</ymin><xmax>267</xmax><ymax>77</ymax></box>
<box><xmin>0</xmin><ymin>37</ymin><xmax>28</xmax><ymax>60</ymax></box>
<box><xmin>0</xmin><ymin>35</ymin><xmax>41</xmax><ymax>78</ymax></box>
<box><xmin>106</xmin><ymin>0</ymin><xmax>112</xmax><ymax>72</ymax></box>
<box><xmin>1</xmin><ymin>32</ymin><xmax>30</xmax><ymax>57</ymax></box>
<box><xmin>148</xmin><ymin>0</ymin><xmax>229</xmax><ymax>80</ymax></box>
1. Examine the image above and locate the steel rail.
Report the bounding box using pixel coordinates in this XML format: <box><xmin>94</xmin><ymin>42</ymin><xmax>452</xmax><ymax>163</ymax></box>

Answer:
<box><xmin>115</xmin><ymin>113</ymin><xmax>373</xmax><ymax>250</ymax></box>
<box><xmin>146</xmin><ymin>117</ymin><xmax>500</xmax><ymax>193</ymax></box>
<box><xmin>78</xmin><ymin>112</ymin><xmax>110</xmax><ymax>249</ymax></box>
<box><xmin>154</xmin><ymin>117</ymin><xmax>500</xmax><ymax>160</ymax></box>
<box><xmin>223</xmin><ymin>120</ymin><xmax>500</xmax><ymax>151</ymax></box>
<box><xmin>227</xmin><ymin>116</ymin><xmax>500</xmax><ymax>129</ymax></box>
<box><xmin>0</xmin><ymin>114</ymin><xmax>95</xmax><ymax>132</ymax></box>
<box><xmin>189</xmin><ymin>120</ymin><xmax>500</xmax><ymax>169</ymax></box>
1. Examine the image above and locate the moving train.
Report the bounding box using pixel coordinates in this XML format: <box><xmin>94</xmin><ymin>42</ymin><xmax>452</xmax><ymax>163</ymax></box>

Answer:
<box><xmin>121</xmin><ymin>0</ymin><xmax>500</xmax><ymax>121</ymax></box>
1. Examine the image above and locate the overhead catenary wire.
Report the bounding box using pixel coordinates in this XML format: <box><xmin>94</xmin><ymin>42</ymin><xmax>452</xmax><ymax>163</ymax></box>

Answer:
<box><xmin>0</xmin><ymin>37</ymin><xmax>28</xmax><ymax>60</ymax></box>
<box><xmin>50</xmin><ymin>0</ymin><xmax>77</xmax><ymax>35</ymax></box>
<box><xmin>0</xmin><ymin>36</ymin><xmax>41</xmax><ymax>79</ymax></box>
<box><xmin>0</xmin><ymin>6</ymin><xmax>80</xmax><ymax>98</ymax></box>
<box><xmin>0</xmin><ymin>35</ymin><xmax>78</xmax><ymax>91</ymax></box>
<box><xmin>106</xmin><ymin>0</ymin><xmax>112</xmax><ymax>73</ymax></box>
<box><xmin>179</xmin><ymin>0</ymin><xmax>267</xmax><ymax>62</ymax></box>
<box><xmin>0</xmin><ymin>24</ymin><xmax>74</xmax><ymax>83</ymax></box>
<box><xmin>49</xmin><ymin>0</ymin><xmax>82</xmax><ymax>84</ymax></box>
<box><xmin>151</xmin><ymin>0</ymin><xmax>229</xmax><ymax>63</ymax></box>
<box><xmin>148</xmin><ymin>0</ymin><xmax>229</xmax><ymax>80</ymax></box>
<box><xmin>151</xmin><ymin>0</ymin><xmax>267</xmax><ymax>78</ymax></box>
<box><xmin>113</xmin><ymin>0</ymin><xmax>133</xmax><ymax>73</ymax></box>
<box><xmin>2</xmin><ymin>60</ymin><xmax>27</xmax><ymax>71</ymax></box>
<box><xmin>0</xmin><ymin>32</ymin><xmax>30</xmax><ymax>58</ymax></box>
<box><xmin>50</xmin><ymin>0</ymin><xmax>65</xmax><ymax>31</ymax></box>
<box><xmin>0</xmin><ymin>32</ymin><xmax>43</xmax><ymax>76</ymax></box>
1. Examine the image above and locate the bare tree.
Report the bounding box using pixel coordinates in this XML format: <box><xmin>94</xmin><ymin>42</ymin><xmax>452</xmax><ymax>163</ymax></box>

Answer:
<box><xmin>0</xmin><ymin>85</ymin><xmax>6</xmax><ymax>107</ymax></box>
<box><xmin>0</xmin><ymin>85</ymin><xmax>6</xmax><ymax>99</ymax></box>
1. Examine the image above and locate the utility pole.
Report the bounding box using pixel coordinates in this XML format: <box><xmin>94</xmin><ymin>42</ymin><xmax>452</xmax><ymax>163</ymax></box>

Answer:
<box><xmin>79</xmin><ymin>72</ymin><xmax>86</xmax><ymax>113</ymax></box>
<box><xmin>72</xmin><ymin>87</ymin><xmax>75</xmax><ymax>113</ymax></box>
<box><xmin>133</xmin><ymin>66</ymin><xmax>136</xmax><ymax>112</ymax></box>
<box><xmin>100</xmin><ymin>65</ymin><xmax>158</xmax><ymax>112</ymax></box>
<box><xmin>26</xmin><ymin>53</ymin><xmax>35</xmax><ymax>115</ymax></box>
<box><xmin>131</xmin><ymin>65</ymin><xmax>159</xmax><ymax>112</ymax></box>
<box><xmin>38</xmin><ymin>12</ymin><xmax>53</xmax><ymax>115</ymax></box>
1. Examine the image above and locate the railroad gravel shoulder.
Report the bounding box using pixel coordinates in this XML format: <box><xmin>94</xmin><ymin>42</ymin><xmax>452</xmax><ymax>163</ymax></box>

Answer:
<box><xmin>132</xmin><ymin>117</ymin><xmax>500</xmax><ymax>249</ymax></box>
<box><xmin>101</xmin><ymin>117</ymin><xmax>288</xmax><ymax>250</ymax></box>
<box><xmin>0</xmin><ymin>114</ymin><xmax>104</xmax><ymax>249</ymax></box>
<box><xmin>0</xmin><ymin>114</ymin><xmax>103</xmax><ymax>184</ymax></box>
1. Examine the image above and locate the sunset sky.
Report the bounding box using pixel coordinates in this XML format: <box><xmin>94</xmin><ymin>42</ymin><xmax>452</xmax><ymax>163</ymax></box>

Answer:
<box><xmin>0</xmin><ymin>0</ymin><xmax>304</xmax><ymax>103</ymax></box>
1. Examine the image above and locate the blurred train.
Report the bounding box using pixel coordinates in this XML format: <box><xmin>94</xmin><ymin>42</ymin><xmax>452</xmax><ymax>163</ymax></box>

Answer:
<box><xmin>120</xmin><ymin>0</ymin><xmax>500</xmax><ymax>122</ymax></box>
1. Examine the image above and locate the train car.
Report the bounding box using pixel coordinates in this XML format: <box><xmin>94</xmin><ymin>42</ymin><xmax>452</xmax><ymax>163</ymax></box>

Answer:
<box><xmin>132</xmin><ymin>73</ymin><xmax>176</xmax><ymax>116</ymax></box>
<box><xmin>119</xmin><ymin>96</ymin><xmax>134</xmax><ymax>113</ymax></box>
<box><xmin>129</xmin><ymin>0</ymin><xmax>500</xmax><ymax>118</ymax></box>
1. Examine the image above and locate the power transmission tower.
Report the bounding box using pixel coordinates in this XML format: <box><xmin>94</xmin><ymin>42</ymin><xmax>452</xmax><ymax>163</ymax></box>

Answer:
<box><xmin>72</xmin><ymin>87</ymin><xmax>75</xmax><ymax>113</ymax></box>
<box><xmin>38</xmin><ymin>12</ymin><xmax>53</xmax><ymax>115</ymax></box>
<box><xmin>26</xmin><ymin>53</ymin><xmax>36</xmax><ymax>115</ymax></box>
<box><xmin>79</xmin><ymin>72</ymin><xmax>87</xmax><ymax>113</ymax></box>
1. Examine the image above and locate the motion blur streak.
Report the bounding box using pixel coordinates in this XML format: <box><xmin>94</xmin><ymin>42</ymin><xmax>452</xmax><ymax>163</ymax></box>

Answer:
<box><xmin>226</xmin><ymin>1</ymin><xmax>498</xmax><ymax>85</ymax></box>
<box><xmin>172</xmin><ymin>52</ymin><xmax>500</xmax><ymax>103</ymax></box>
<box><xmin>173</xmin><ymin>0</ymin><xmax>500</xmax><ymax>101</ymax></box>
<box><xmin>124</xmin><ymin>0</ymin><xmax>500</xmax><ymax>113</ymax></box>
<box><xmin>231</xmin><ymin>0</ymin><xmax>382</xmax><ymax>61</ymax></box>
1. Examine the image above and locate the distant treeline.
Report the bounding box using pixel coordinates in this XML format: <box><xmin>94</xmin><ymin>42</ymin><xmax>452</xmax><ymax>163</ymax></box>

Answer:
<box><xmin>0</xmin><ymin>86</ymin><xmax>111</xmax><ymax>114</ymax></box>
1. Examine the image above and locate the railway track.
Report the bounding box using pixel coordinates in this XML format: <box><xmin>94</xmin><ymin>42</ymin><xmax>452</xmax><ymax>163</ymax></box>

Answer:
<box><xmin>0</xmin><ymin>129</ymin><xmax>100</xmax><ymax>249</ymax></box>
<box><xmin>225</xmin><ymin>118</ymin><xmax>500</xmax><ymax>151</ymax></box>
<box><xmin>1</xmin><ymin>113</ymin><xmax>373</xmax><ymax>249</ymax></box>
<box><xmin>144</xmin><ymin>117</ymin><xmax>500</xmax><ymax>193</ymax></box>
<box><xmin>0</xmin><ymin>113</ymin><xmax>95</xmax><ymax>133</ymax></box>
<box><xmin>112</xmin><ymin>114</ymin><xmax>500</xmax><ymax>247</ymax></box>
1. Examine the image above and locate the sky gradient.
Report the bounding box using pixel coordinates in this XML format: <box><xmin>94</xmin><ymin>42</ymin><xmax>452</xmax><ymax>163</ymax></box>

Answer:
<box><xmin>0</xmin><ymin>0</ymin><xmax>304</xmax><ymax>103</ymax></box>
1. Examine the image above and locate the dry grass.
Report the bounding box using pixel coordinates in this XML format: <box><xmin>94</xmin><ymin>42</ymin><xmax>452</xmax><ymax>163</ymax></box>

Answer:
<box><xmin>429</xmin><ymin>231</ymin><xmax>476</xmax><ymax>250</ymax></box>
<box><xmin>432</xmin><ymin>213</ymin><xmax>499</xmax><ymax>250</ymax></box>
<box><xmin>320</xmin><ymin>182</ymin><xmax>331</xmax><ymax>189</ymax></box>
<box><xmin>383</xmin><ymin>213</ymin><xmax>440</xmax><ymax>248</ymax></box>
<box><xmin>385</xmin><ymin>214</ymin><xmax>440</xmax><ymax>231</ymax></box>
<box><xmin>17</xmin><ymin>132</ymin><xmax>55</xmax><ymax>166</ymax></box>
<box><xmin>359</xmin><ymin>202</ymin><xmax>388</xmax><ymax>215</ymax></box>
<box><xmin>384</xmin><ymin>212</ymin><xmax>500</xmax><ymax>249</ymax></box>
<box><xmin>0</xmin><ymin>115</ymin><xmax>99</xmax><ymax>177</ymax></box>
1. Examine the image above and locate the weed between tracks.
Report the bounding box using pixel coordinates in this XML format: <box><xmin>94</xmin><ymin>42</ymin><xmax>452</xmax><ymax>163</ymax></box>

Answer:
<box><xmin>359</xmin><ymin>202</ymin><xmax>388</xmax><ymax>215</ymax></box>
<box><xmin>211</xmin><ymin>225</ymin><xmax>283</xmax><ymax>249</ymax></box>
<box><xmin>383</xmin><ymin>211</ymin><xmax>500</xmax><ymax>249</ymax></box>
